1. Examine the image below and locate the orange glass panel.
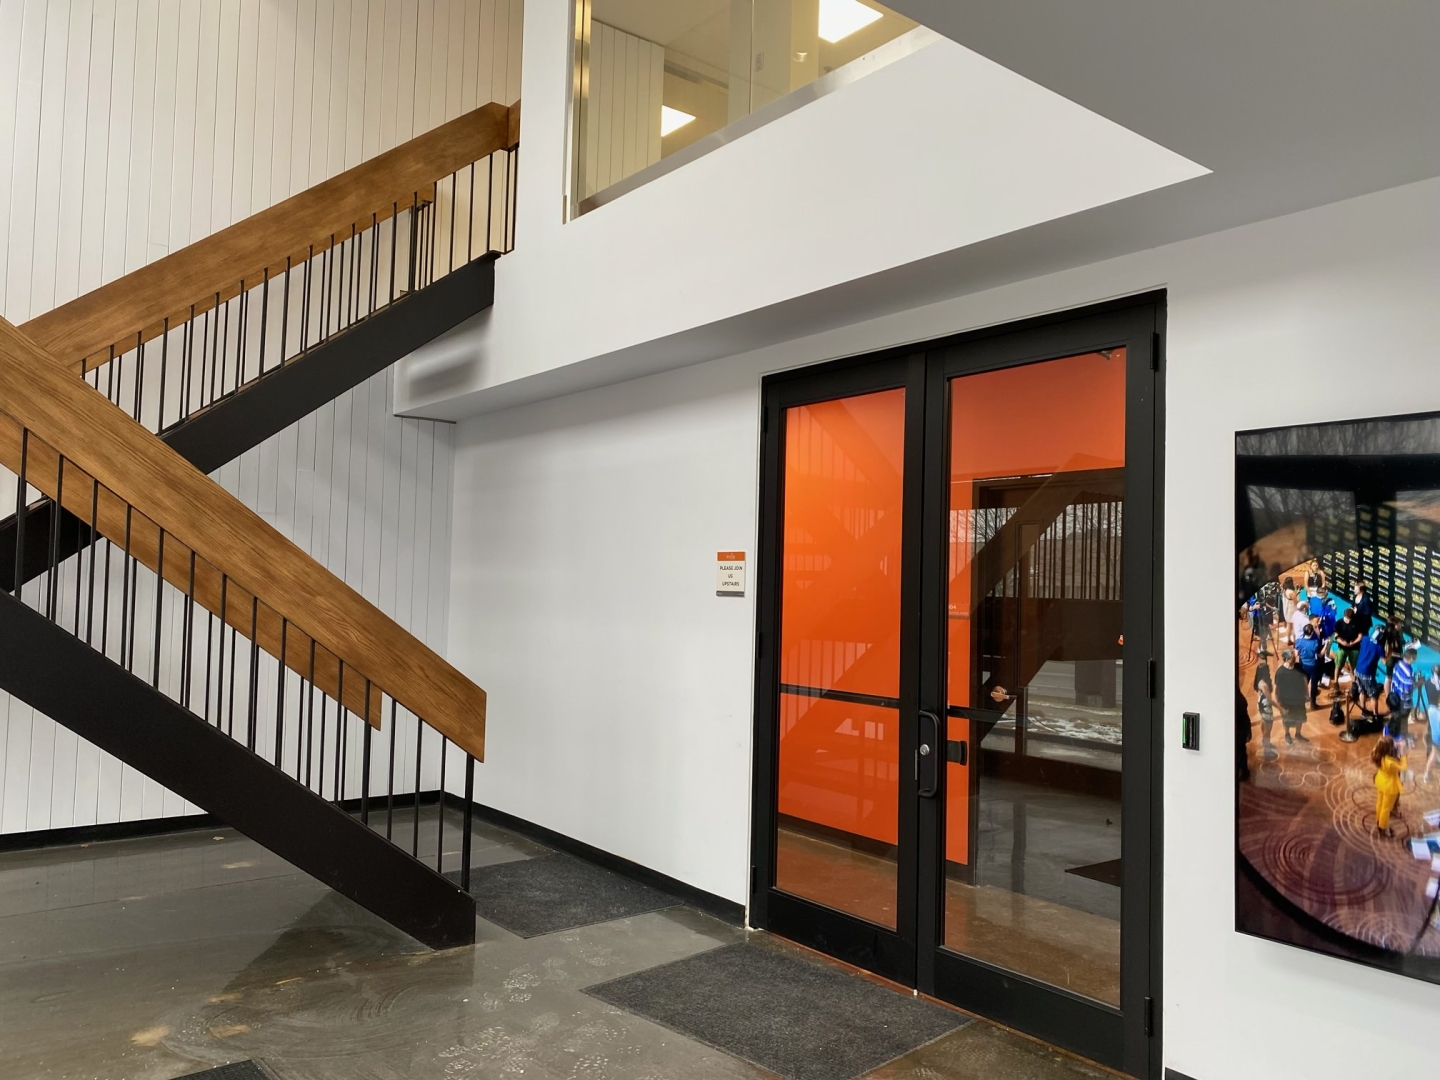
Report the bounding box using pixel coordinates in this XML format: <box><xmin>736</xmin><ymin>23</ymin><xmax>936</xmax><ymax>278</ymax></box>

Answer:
<box><xmin>775</xmin><ymin>387</ymin><xmax>905</xmax><ymax>927</ymax></box>
<box><xmin>941</xmin><ymin>350</ymin><xmax>1125</xmax><ymax>1007</ymax></box>
<box><xmin>779</xmin><ymin>389</ymin><xmax>905</xmax><ymax>700</ymax></box>
<box><xmin>775</xmin><ymin>694</ymin><xmax>900</xmax><ymax>926</ymax></box>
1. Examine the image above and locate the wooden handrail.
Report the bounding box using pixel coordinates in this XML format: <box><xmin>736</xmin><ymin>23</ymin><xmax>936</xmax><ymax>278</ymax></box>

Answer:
<box><xmin>0</xmin><ymin>317</ymin><xmax>486</xmax><ymax>759</ymax></box>
<box><xmin>22</xmin><ymin>101</ymin><xmax>518</xmax><ymax>374</ymax></box>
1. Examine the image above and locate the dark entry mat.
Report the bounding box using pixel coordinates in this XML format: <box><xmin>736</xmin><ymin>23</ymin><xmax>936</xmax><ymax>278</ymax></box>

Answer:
<box><xmin>178</xmin><ymin>1063</ymin><xmax>269</xmax><ymax>1080</ymax></box>
<box><xmin>1065</xmin><ymin>858</ymin><xmax>1123</xmax><ymax>887</ymax></box>
<box><xmin>447</xmin><ymin>853</ymin><xmax>677</xmax><ymax>937</ymax></box>
<box><xmin>586</xmin><ymin>943</ymin><xmax>965</xmax><ymax>1080</ymax></box>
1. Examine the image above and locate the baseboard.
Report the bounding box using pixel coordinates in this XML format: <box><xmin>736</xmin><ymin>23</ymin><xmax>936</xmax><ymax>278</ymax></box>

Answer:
<box><xmin>453</xmin><ymin>795</ymin><xmax>746</xmax><ymax>927</ymax></box>
<box><xmin>0</xmin><ymin>813</ymin><xmax>221</xmax><ymax>852</ymax></box>
<box><xmin>1165</xmin><ymin>1070</ymin><xmax>1200</xmax><ymax>1080</ymax></box>
<box><xmin>0</xmin><ymin>792</ymin><xmax>749</xmax><ymax>929</ymax></box>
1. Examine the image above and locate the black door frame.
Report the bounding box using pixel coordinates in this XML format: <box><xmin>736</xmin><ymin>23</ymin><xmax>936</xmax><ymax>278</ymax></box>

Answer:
<box><xmin>749</xmin><ymin>293</ymin><xmax>1166</xmax><ymax>1078</ymax></box>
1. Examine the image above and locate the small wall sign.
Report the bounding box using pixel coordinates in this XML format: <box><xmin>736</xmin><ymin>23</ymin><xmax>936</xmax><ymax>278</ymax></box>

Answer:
<box><xmin>716</xmin><ymin>551</ymin><xmax>746</xmax><ymax>597</ymax></box>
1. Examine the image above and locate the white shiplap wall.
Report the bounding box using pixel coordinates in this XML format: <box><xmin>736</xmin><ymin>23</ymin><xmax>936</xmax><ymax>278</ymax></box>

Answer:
<box><xmin>580</xmin><ymin>20</ymin><xmax>662</xmax><ymax>199</ymax></box>
<box><xmin>0</xmin><ymin>0</ymin><xmax>517</xmax><ymax>833</ymax></box>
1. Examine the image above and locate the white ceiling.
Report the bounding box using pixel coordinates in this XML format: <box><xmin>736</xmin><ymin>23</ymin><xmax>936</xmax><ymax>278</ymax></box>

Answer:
<box><xmin>594</xmin><ymin>0</ymin><xmax>732</xmax><ymax>69</ymax></box>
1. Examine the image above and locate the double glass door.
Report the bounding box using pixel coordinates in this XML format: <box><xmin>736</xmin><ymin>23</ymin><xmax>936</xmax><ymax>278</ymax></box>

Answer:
<box><xmin>750</xmin><ymin>301</ymin><xmax>1161</xmax><ymax>1078</ymax></box>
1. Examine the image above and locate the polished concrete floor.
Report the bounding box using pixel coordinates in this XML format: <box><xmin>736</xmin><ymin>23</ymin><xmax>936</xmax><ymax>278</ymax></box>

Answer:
<box><xmin>0</xmin><ymin>815</ymin><xmax>1120</xmax><ymax>1080</ymax></box>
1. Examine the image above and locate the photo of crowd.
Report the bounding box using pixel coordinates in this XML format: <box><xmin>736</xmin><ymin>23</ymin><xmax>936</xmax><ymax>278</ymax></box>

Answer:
<box><xmin>1236</xmin><ymin>411</ymin><xmax>1440</xmax><ymax>983</ymax></box>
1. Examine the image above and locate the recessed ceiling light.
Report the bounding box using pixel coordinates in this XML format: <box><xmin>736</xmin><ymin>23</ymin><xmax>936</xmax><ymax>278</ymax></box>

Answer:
<box><xmin>818</xmin><ymin>0</ymin><xmax>882</xmax><ymax>43</ymax></box>
<box><xmin>661</xmin><ymin>106</ymin><xmax>696</xmax><ymax>137</ymax></box>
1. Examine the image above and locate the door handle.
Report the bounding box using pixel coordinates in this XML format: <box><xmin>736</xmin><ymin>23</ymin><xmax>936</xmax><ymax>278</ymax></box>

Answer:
<box><xmin>917</xmin><ymin>710</ymin><xmax>941</xmax><ymax>798</ymax></box>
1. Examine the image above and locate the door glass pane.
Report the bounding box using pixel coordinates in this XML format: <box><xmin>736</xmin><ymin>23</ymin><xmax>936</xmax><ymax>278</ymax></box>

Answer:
<box><xmin>775</xmin><ymin>388</ymin><xmax>905</xmax><ymax>927</ymax></box>
<box><xmin>941</xmin><ymin>351</ymin><xmax>1126</xmax><ymax>1006</ymax></box>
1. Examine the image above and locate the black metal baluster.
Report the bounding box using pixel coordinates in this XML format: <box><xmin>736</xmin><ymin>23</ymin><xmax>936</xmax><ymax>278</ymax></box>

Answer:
<box><xmin>306</xmin><ymin>640</ymin><xmax>317</xmax><ymax>789</ymax></box>
<box><xmin>132</xmin><ymin>333</ymin><xmax>144</xmax><ymax>425</ymax></box>
<box><xmin>105</xmin><ymin>345</ymin><xmax>116</xmax><ymax>406</ymax></box>
<box><xmin>389</xmin><ymin>201</ymin><xmax>398</xmax><ymax>305</ymax></box>
<box><xmin>85</xmin><ymin>481</ymin><xmax>99</xmax><ymax>645</ymax></box>
<box><xmin>119</xmin><ymin>507</ymin><xmax>132</xmax><ymax>669</ymax></box>
<box><xmin>258</xmin><ymin>267</ymin><xmax>270</xmax><ymax>376</ymax></box>
<box><xmin>301</xmin><ymin>246</ymin><xmax>313</xmax><ymax>352</ymax></box>
<box><xmin>361</xmin><ymin>679</ymin><xmax>373</xmax><ymax>825</ymax></box>
<box><xmin>235</xmin><ymin>280</ymin><xmax>248</xmax><ymax>394</ymax></box>
<box><xmin>407</xmin><ymin>194</ymin><xmax>418</xmax><ymax>293</ymax></box>
<box><xmin>152</xmin><ymin>530</ymin><xmax>164</xmax><ymax>688</ymax></box>
<box><xmin>368</xmin><ymin>213</ymin><xmax>378</xmax><ymax>317</ymax></box>
<box><xmin>72</xmin><ymin>477</ymin><xmax>86</xmax><ymax>637</ymax></box>
<box><xmin>11</xmin><ymin>430</ymin><xmax>26</xmax><ymax>599</ymax></box>
<box><xmin>318</xmin><ymin>694</ymin><xmax>329</xmax><ymax>797</ymax></box>
<box><xmin>247</xmin><ymin>595</ymin><xmax>260</xmax><ymax>750</ymax></box>
<box><xmin>335</xmin><ymin>661</ymin><xmax>345</xmax><ymax>803</ymax></box>
<box><xmin>467</xmin><ymin>162</ymin><xmax>475</xmax><ymax>262</ymax></box>
<box><xmin>437</xmin><ymin>734</ymin><xmax>448</xmax><ymax>872</ymax></box>
<box><xmin>101</xmin><ymin>535</ymin><xmax>113</xmax><ymax>658</ymax></box>
<box><xmin>412</xmin><ymin>715</ymin><xmax>423</xmax><ymax>856</ymax></box>
<box><xmin>48</xmin><ymin>454</ymin><xmax>64</xmax><ymax>620</ymax></box>
<box><xmin>216</xmin><ymin>575</ymin><xmax>228</xmax><ymax>727</ymax></box>
<box><xmin>280</xmin><ymin>256</ymin><xmax>291</xmax><ymax>365</ymax></box>
<box><xmin>323</xmin><ymin>235</ymin><xmax>334</xmax><ymax>341</ymax></box>
<box><xmin>181</xmin><ymin>303</ymin><xmax>195</xmax><ymax>423</ymax></box>
<box><xmin>182</xmin><ymin>550</ymin><xmax>196</xmax><ymax>709</ymax></box>
<box><xmin>216</xmin><ymin>298</ymin><xmax>228</xmax><ymax>405</ymax></box>
<box><xmin>157</xmin><ymin>317</ymin><xmax>169</xmax><ymax>430</ymax></box>
<box><xmin>485</xmin><ymin>155</ymin><xmax>494</xmax><ymax>254</ymax></box>
<box><xmin>203</xmin><ymin>607</ymin><xmax>215</xmax><ymax>723</ymax></box>
<box><xmin>275</xmin><ymin>619</ymin><xmax>288</xmax><ymax>767</ymax></box>
<box><xmin>386</xmin><ymin>697</ymin><xmax>397</xmax><ymax>840</ymax></box>
<box><xmin>127</xmin><ymin>534</ymin><xmax>140</xmax><ymax>674</ymax></box>
<box><xmin>227</xmin><ymin>620</ymin><xmax>238</xmax><ymax>737</ymax></box>
<box><xmin>448</xmin><ymin>172</ymin><xmax>457</xmax><ymax>274</ymax></box>
<box><xmin>462</xmin><ymin>754</ymin><xmax>475</xmax><ymax>892</ymax></box>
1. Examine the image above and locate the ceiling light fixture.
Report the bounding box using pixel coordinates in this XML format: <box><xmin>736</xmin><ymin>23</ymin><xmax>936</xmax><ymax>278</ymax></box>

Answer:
<box><xmin>818</xmin><ymin>0</ymin><xmax>882</xmax><ymax>43</ymax></box>
<box><xmin>661</xmin><ymin>106</ymin><xmax>696</xmax><ymax>137</ymax></box>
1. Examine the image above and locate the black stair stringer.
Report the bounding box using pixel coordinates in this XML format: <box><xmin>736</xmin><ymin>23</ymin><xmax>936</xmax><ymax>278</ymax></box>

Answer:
<box><xmin>0</xmin><ymin>589</ymin><xmax>476</xmax><ymax>950</ymax></box>
<box><xmin>0</xmin><ymin>253</ymin><xmax>495</xmax><ymax>591</ymax></box>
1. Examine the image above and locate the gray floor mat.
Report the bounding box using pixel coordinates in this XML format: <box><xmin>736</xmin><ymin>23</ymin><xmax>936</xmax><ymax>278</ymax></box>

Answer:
<box><xmin>585</xmin><ymin>942</ymin><xmax>966</xmax><ymax>1080</ymax></box>
<box><xmin>448</xmin><ymin>852</ymin><xmax>677</xmax><ymax>937</ymax></box>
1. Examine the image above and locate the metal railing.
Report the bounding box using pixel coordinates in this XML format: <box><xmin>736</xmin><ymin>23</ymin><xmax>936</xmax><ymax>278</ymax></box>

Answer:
<box><xmin>3</xmin><ymin>424</ymin><xmax>478</xmax><ymax>889</ymax></box>
<box><xmin>78</xmin><ymin>148</ymin><xmax>518</xmax><ymax>439</ymax></box>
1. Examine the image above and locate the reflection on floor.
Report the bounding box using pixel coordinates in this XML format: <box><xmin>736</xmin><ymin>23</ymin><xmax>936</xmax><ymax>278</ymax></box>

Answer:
<box><xmin>777</xmin><ymin>806</ymin><xmax>1121</xmax><ymax>1008</ymax></box>
<box><xmin>1</xmin><ymin>813</ymin><xmax>1118</xmax><ymax>1080</ymax></box>
<box><xmin>1238</xmin><ymin>618</ymin><xmax>1440</xmax><ymax>955</ymax></box>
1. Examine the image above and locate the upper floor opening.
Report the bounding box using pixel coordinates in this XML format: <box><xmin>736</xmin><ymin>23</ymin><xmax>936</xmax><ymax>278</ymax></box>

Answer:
<box><xmin>566</xmin><ymin>0</ymin><xmax>922</xmax><ymax>216</ymax></box>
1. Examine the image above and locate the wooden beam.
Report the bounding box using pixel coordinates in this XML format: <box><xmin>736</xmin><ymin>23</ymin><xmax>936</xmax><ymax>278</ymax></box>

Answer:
<box><xmin>22</xmin><ymin>102</ymin><xmax>516</xmax><ymax>374</ymax></box>
<box><xmin>0</xmin><ymin>317</ymin><xmax>485</xmax><ymax>759</ymax></box>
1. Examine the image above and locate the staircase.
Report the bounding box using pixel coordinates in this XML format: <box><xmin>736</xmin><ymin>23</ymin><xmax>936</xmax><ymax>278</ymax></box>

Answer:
<box><xmin>0</xmin><ymin>102</ymin><xmax>517</xmax><ymax>948</ymax></box>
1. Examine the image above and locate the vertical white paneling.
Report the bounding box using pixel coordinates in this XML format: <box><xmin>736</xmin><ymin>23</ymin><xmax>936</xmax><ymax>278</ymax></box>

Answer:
<box><xmin>0</xmin><ymin>0</ymin><xmax>512</xmax><ymax>834</ymax></box>
<box><xmin>585</xmin><ymin>21</ymin><xmax>662</xmax><ymax>197</ymax></box>
<box><xmin>51</xmin><ymin>0</ymin><xmax>91</xmax><ymax>309</ymax></box>
<box><xmin>0</xmin><ymin>0</ymin><xmax>28</xmax><ymax>309</ymax></box>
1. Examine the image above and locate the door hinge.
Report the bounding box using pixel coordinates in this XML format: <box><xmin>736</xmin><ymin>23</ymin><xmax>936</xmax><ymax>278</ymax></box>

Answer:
<box><xmin>1147</xmin><ymin>658</ymin><xmax>1157</xmax><ymax>699</ymax></box>
<box><xmin>1143</xmin><ymin>995</ymin><xmax>1155</xmax><ymax>1036</ymax></box>
<box><xmin>1151</xmin><ymin>331</ymin><xmax>1162</xmax><ymax>371</ymax></box>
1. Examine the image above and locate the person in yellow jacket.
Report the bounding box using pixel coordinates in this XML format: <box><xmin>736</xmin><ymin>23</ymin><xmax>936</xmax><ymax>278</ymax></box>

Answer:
<box><xmin>1373</xmin><ymin>734</ymin><xmax>1407</xmax><ymax>835</ymax></box>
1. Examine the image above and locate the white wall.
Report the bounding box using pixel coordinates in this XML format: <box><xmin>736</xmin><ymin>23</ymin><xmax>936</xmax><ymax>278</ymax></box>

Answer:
<box><xmin>447</xmin><ymin>175</ymin><xmax>1440</xmax><ymax>1077</ymax></box>
<box><xmin>0</xmin><ymin>0</ymin><xmax>520</xmax><ymax>833</ymax></box>
<box><xmin>395</xmin><ymin>2</ymin><xmax>1206</xmax><ymax>418</ymax></box>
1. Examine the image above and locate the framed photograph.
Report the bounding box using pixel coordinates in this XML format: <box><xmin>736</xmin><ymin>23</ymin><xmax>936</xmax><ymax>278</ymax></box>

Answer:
<box><xmin>1236</xmin><ymin>410</ymin><xmax>1440</xmax><ymax>981</ymax></box>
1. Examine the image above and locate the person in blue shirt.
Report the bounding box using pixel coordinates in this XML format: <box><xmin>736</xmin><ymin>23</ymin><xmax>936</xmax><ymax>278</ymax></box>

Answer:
<box><xmin>1388</xmin><ymin>643</ymin><xmax>1419</xmax><ymax>730</ymax></box>
<box><xmin>1294</xmin><ymin>623</ymin><xmax>1325</xmax><ymax>708</ymax></box>
<box><xmin>1354</xmin><ymin>627</ymin><xmax>1386</xmax><ymax>716</ymax></box>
